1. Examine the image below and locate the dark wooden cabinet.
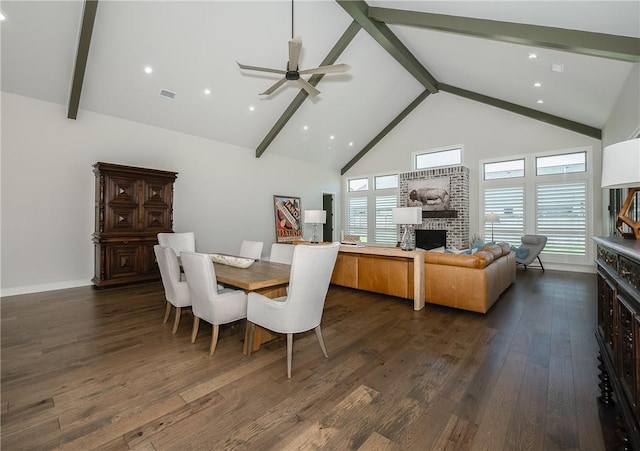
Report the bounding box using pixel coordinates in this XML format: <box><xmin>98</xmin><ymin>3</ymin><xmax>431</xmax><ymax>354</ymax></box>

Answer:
<box><xmin>594</xmin><ymin>236</ymin><xmax>640</xmax><ymax>450</ymax></box>
<box><xmin>92</xmin><ymin>162</ymin><xmax>177</xmax><ymax>287</ymax></box>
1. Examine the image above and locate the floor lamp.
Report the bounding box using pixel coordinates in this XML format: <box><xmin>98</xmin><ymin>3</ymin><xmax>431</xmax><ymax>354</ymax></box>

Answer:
<box><xmin>485</xmin><ymin>212</ymin><xmax>500</xmax><ymax>242</ymax></box>
<box><xmin>392</xmin><ymin>207</ymin><xmax>422</xmax><ymax>251</ymax></box>
<box><xmin>602</xmin><ymin>138</ymin><xmax>640</xmax><ymax>239</ymax></box>
<box><xmin>304</xmin><ymin>210</ymin><xmax>326</xmax><ymax>243</ymax></box>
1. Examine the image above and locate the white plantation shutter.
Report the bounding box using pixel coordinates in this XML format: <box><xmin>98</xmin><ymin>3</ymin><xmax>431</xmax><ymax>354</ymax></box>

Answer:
<box><xmin>346</xmin><ymin>197</ymin><xmax>367</xmax><ymax>241</ymax></box>
<box><xmin>483</xmin><ymin>186</ymin><xmax>524</xmax><ymax>246</ymax></box>
<box><xmin>536</xmin><ymin>182</ymin><xmax>586</xmax><ymax>255</ymax></box>
<box><xmin>375</xmin><ymin>195</ymin><xmax>397</xmax><ymax>244</ymax></box>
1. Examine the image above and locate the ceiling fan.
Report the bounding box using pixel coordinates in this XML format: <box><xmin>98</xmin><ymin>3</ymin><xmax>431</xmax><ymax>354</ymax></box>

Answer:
<box><xmin>236</xmin><ymin>1</ymin><xmax>350</xmax><ymax>98</ymax></box>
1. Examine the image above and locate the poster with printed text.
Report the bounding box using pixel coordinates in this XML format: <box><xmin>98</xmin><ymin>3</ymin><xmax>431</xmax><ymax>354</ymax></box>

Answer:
<box><xmin>273</xmin><ymin>195</ymin><xmax>302</xmax><ymax>243</ymax></box>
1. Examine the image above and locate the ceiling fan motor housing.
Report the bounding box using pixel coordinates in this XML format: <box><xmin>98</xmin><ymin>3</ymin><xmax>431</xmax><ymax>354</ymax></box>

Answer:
<box><xmin>285</xmin><ymin>69</ymin><xmax>300</xmax><ymax>80</ymax></box>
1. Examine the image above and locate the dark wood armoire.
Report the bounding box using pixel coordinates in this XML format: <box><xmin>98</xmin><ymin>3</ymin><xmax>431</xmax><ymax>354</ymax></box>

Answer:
<box><xmin>594</xmin><ymin>236</ymin><xmax>640</xmax><ymax>449</ymax></box>
<box><xmin>92</xmin><ymin>162</ymin><xmax>178</xmax><ymax>287</ymax></box>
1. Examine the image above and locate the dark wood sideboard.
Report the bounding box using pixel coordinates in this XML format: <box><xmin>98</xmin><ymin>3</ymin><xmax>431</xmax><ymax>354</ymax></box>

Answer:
<box><xmin>594</xmin><ymin>236</ymin><xmax>640</xmax><ymax>449</ymax></box>
<box><xmin>92</xmin><ymin>162</ymin><xmax>177</xmax><ymax>287</ymax></box>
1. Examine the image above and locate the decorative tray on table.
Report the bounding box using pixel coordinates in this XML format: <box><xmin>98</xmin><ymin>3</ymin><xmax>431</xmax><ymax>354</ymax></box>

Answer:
<box><xmin>208</xmin><ymin>253</ymin><xmax>255</xmax><ymax>268</ymax></box>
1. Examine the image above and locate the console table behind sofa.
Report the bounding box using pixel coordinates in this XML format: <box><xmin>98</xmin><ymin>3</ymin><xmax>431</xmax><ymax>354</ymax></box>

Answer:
<box><xmin>330</xmin><ymin>246</ymin><xmax>425</xmax><ymax>310</ymax></box>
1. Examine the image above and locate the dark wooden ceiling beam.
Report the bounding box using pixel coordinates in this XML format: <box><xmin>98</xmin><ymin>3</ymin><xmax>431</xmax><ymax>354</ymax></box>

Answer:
<box><xmin>336</xmin><ymin>0</ymin><xmax>438</xmax><ymax>93</ymax></box>
<box><xmin>68</xmin><ymin>0</ymin><xmax>98</xmax><ymax>119</ymax></box>
<box><xmin>369</xmin><ymin>6</ymin><xmax>640</xmax><ymax>62</ymax></box>
<box><xmin>440</xmin><ymin>84</ymin><xmax>601</xmax><ymax>139</ymax></box>
<box><xmin>255</xmin><ymin>20</ymin><xmax>361</xmax><ymax>158</ymax></box>
<box><xmin>341</xmin><ymin>90</ymin><xmax>431</xmax><ymax>175</ymax></box>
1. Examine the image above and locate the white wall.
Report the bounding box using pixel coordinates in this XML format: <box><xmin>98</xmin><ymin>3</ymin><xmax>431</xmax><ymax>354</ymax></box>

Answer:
<box><xmin>603</xmin><ymin>63</ymin><xmax>640</xmax><ymax>146</ymax></box>
<box><xmin>343</xmin><ymin>91</ymin><xmax>602</xmax><ymax>271</ymax></box>
<box><xmin>0</xmin><ymin>93</ymin><xmax>340</xmax><ymax>296</ymax></box>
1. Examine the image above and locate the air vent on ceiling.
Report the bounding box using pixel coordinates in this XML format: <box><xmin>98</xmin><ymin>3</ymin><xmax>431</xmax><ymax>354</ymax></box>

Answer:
<box><xmin>159</xmin><ymin>89</ymin><xmax>176</xmax><ymax>100</ymax></box>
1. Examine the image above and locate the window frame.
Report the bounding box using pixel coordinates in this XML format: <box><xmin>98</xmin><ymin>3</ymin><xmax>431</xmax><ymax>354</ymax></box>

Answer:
<box><xmin>345</xmin><ymin>172</ymin><xmax>399</xmax><ymax>245</ymax></box>
<box><xmin>480</xmin><ymin>146</ymin><xmax>593</xmax><ymax>266</ymax></box>
<box><xmin>413</xmin><ymin>145</ymin><xmax>463</xmax><ymax>170</ymax></box>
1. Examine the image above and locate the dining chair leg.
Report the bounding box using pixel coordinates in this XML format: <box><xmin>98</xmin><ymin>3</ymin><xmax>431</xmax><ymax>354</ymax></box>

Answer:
<box><xmin>191</xmin><ymin>317</ymin><xmax>200</xmax><ymax>343</ymax></box>
<box><xmin>172</xmin><ymin>307</ymin><xmax>182</xmax><ymax>333</ymax></box>
<box><xmin>315</xmin><ymin>325</ymin><xmax>329</xmax><ymax>359</ymax></box>
<box><xmin>209</xmin><ymin>324</ymin><xmax>220</xmax><ymax>356</ymax></box>
<box><xmin>247</xmin><ymin>322</ymin><xmax>255</xmax><ymax>357</ymax></box>
<box><xmin>163</xmin><ymin>301</ymin><xmax>171</xmax><ymax>323</ymax></box>
<box><xmin>287</xmin><ymin>333</ymin><xmax>293</xmax><ymax>379</ymax></box>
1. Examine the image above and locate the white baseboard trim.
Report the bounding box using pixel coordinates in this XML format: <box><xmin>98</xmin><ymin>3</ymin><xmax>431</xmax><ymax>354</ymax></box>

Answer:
<box><xmin>518</xmin><ymin>262</ymin><xmax>596</xmax><ymax>274</ymax></box>
<box><xmin>0</xmin><ymin>279</ymin><xmax>93</xmax><ymax>298</ymax></box>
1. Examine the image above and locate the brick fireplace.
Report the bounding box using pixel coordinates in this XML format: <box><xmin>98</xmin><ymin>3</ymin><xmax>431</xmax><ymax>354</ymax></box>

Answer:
<box><xmin>399</xmin><ymin>165</ymin><xmax>469</xmax><ymax>249</ymax></box>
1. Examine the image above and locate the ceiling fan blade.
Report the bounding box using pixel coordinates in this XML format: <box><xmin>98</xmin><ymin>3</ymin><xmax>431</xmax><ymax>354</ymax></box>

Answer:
<box><xmin>259</xmin><ymin>77</ymin><xmax>287</xmax><ymax>96</ymax></box>
<box><xmin>298</xmin><ymin>63</ymin><xmax>351</xmax><ymax>75</ymax></box>
<box><xmin>297</xmin><ymin>78</ymin><xmax>320</xmax><ymax>97</ymax></box>
<box><xmin>288</xmin><ymin>36</ymin><xmax>302</xmax><ymax>70</ymax></box>
<box><xmin>237</xmin><ymin>62</ymin><xmax>286</xmax><ymax>75</ymax></box>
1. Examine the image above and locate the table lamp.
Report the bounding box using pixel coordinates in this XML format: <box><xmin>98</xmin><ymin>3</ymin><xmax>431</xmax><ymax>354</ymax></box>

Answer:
<box><xmin>601</xmin><ymin>138</ymin><xmax>640</xmax><ymax>239</ymax></box>
<box><xmin>392</xmin><ymin>207</ymin><xmax>422</xmax><ymax>251</ymax></box>
<box><xmin>484</xmin><ymin>212</ymin><xmax>500</xmax><ymax>242</ymax></box>
<box><xmin>304</xmin><ymin>210</ymin><xmax>326</xmax><ymax>243</ymax></box>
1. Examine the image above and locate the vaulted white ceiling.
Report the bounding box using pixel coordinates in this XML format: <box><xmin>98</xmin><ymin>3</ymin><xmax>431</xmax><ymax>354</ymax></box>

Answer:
<box><xmin>2</xmin><ymin>1</ymin><xmax>638</xmax><ymax>172</ymax></box>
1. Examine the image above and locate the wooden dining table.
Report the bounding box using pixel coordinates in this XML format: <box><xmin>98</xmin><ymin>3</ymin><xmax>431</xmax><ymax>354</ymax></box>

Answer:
<box><xmin>211</xmin><ymin>258</ymin><xmax>291</xmax><ymax>354</ymax></box>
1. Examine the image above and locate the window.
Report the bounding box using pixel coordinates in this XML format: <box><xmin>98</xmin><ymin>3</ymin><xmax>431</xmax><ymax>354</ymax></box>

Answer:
<box><xmin>536</xmin><ymin>182</ymin><xmax>586</xmax><ymax>254</ymax></box>
<box><xmin>415</xmin><ymin>146</ymin><xmax>461</xmax><ymax>170</ymax></box>
<box><xmin>346</xmin><ymin>197</ymin><xmax>367</xmax><ymax>241</ymax></box>
<box><xmin>483</xmin><ymin>159</ymin><xmax>524</xmax><ymax>180</ymax></box>
<box><xmin>375</xmin><ymin>174</ymin><xmax>398</xmax><ymax>190</ymax></box>
<box><xmin>481</xmin><ymin>147</ymin><xmax>592</xmax><ymax>264</ymax></box>
<box><xmin>348</xmin><ymin>178</ymin><xmax>368</xmax><ymax>192</ymax></box>
<box><xmin>483</xmin><ymin>186</ymin><xmax>524</xmax><ymax>245</ymax></box>
<box><xmin>536</xmin><ymin>151</ymin><xmax>586</xmax><ymax>175</ymax></box>
<box><xmin>345</xmin><ymin>174</ymin><xmax>399</xmax><ymax>245</ymax></box>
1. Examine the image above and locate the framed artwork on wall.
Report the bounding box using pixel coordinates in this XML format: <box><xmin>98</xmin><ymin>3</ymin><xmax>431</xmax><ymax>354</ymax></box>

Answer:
<box><xmin>273</xmin><ymin>195</ymin><xmax>302</xmax><ymax>243</ymax></box>
<box><xmin>407</xmin><ymin>177</ymin><xmax>451</xmax><ymax>211</ymax></box>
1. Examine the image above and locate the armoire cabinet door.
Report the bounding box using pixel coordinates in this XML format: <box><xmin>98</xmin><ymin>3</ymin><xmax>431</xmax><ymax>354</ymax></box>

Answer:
<box><xmin>93</xmin><ymin>162</ymin><xmax>177</xmax><ymax>287</ymax></box>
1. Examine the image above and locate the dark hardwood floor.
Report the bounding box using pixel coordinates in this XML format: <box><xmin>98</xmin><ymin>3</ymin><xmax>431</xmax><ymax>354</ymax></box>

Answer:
<box><xmin>1</xmin><ymin>269</ymin><xmax>603</xmax><ymax>450</ymax></box>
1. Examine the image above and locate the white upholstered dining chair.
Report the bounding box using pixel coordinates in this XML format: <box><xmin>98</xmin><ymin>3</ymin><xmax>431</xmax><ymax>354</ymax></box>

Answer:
<box><xmin>154</xmin><ymin>245</ymin><xmax>192</xmax><ymax>333</ymax></box>
<box><xmin>246</xmin><ymin>243</ymin><xmax>340</xmax><ymax>378</ymax></box>
<box><xmin>269</xmin><ymin>243</ymin><xmax>295</xmax><ymax>265</ymax></box>
<box><xmin>180</xmin><ymin>251</ymin><xmax>248</xmax><ymax>356</ymax></box>
<box><xmin>157</xmin><ymin>232</ymin><xmax>196</xmax><ymax>257</ymax></box>
<box><xmin>239</xmin><ymin>240</ymin><xmax>263</xmax><ymax>260</ymax></box>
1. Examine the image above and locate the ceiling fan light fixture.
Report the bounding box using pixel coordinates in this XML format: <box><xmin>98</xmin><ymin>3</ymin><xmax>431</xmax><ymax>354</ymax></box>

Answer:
<box><xmin>236</xmin><ymin>0</ymin><xmax>349</xmax><ymax>98</ymax></box>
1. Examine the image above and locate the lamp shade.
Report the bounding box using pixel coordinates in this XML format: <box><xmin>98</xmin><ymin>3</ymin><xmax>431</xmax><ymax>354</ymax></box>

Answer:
<box><xmin>601</xmin><ymin>138</ymin><xmax>640</xmax><ymax>188</ymax></box>
<box><xmin>485</xmin><ymin>212</ymin><xmax>500</xmax><ymax>223</ymax></box>
<box><xmin>392</xmin><ymin>207</ymin><xmax>422</xmax><ymax>225</ymax></box>
<box><xmin>304</xmin><ymin>210</ymin><xmax>326</xmax><ymax>224</ymax></box>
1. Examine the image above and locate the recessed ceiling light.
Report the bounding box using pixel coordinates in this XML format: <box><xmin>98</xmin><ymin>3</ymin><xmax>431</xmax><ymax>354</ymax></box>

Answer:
<box><xmin>0</xmin><ymin>12</ymin><xmax>6</xmax><ymax>21</ymax></box>
<box><xmin>249</xmin><ymin>105</ymin><xmax>255</xmax><ymax>111</ymax></box>
<box><xmin>144</xmin><ymin>66</ymin><xmax>153</xmax><ymax>74</ymax></box>
<box><xmin>534</xmin><ymin>82</ymin><xmax>542</xmax><ymax>88</ymax></box>
<box><xmin>329</xmin><ymin>135</ymin><xmax>335</xmax><ymax>140</ymax></box>
<box><xmin>537</xmin><ymin>100</ymin><xmax>544</xmax><ymax>104</ymax></box>
<box><xmin>303</xmin><ymin>125</ymin><xmax>308</xmax><ymax>131</ymax></box>
<box><xmin>204</xmin><ymin>89</ymin><xmax>211</xmax><ymax>95</ymax></box>
<box><xmin>349</xmin><ymin>142</ymin><xmax>354</xmax><ymax>147</ymax></box>
<box><xmin>528</xmin><ymin>53</ymin><xmax>538</xmax><ymax>59</ymax></box>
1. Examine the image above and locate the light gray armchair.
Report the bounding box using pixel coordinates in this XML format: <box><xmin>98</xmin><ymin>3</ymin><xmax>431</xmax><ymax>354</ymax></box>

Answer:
<box><xmin>269</xmin><ymin>243</ymin><xmax>295</xmax><ymax>265</ymax></box>
<box><xmin>239</xmin><ymin>240</ymin><xmax>263</xmax><ymax>260</ymax></box>
<box><xmin>154</xmin><ymin>245</ymin><xmax>192</xmax><ymax>333</ymax></box>
<box><xmin>157</xmin><ymin>232</ymin><xmax>196</xmax><ymax>257</ymax></box>
<box><xmin>180</xmin><ymin>251</ymin><xmax>248</xmax><ymax>356</ymax></box>
<box><xmin>517</xmin><ymin>235</ymin><xmax>547</xmax><ymax>271</ymax></box>
<box><xmin>246</xmin><ymin>243</ymin><xmax>339</xmax><ymax>378</ymax></box>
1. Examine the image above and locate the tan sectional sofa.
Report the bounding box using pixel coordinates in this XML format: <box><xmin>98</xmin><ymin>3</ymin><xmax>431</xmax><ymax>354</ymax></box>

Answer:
<box><xmin>424</xmin><ymin>242</ymin><xmax>516</xmax><ymax>313</ymax></box>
